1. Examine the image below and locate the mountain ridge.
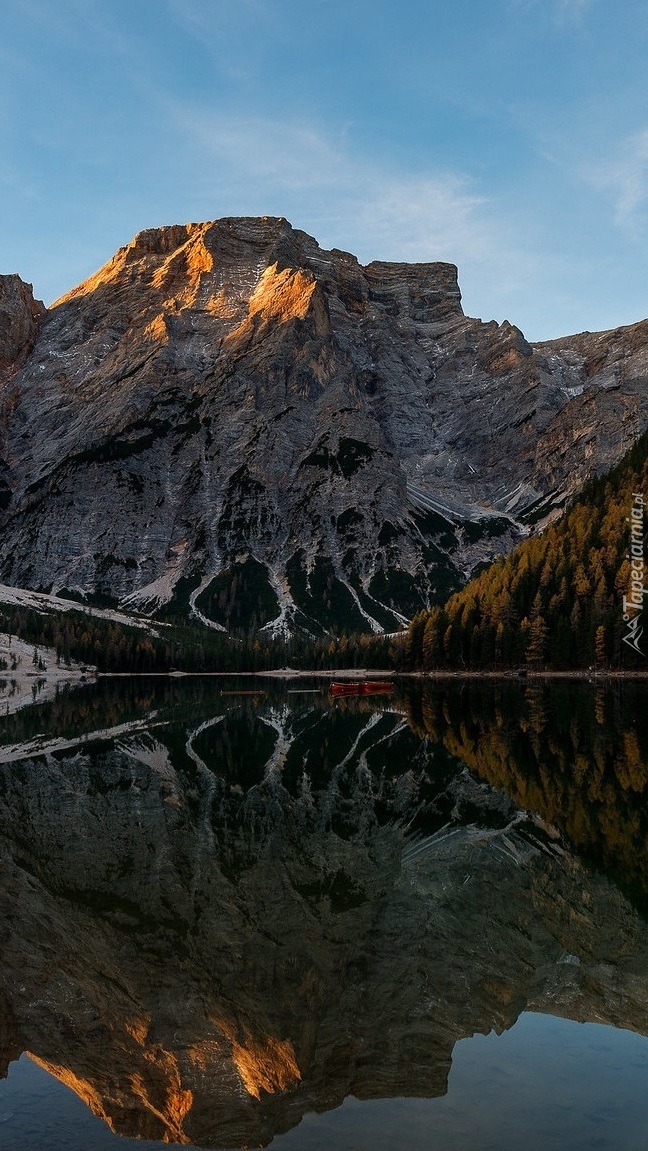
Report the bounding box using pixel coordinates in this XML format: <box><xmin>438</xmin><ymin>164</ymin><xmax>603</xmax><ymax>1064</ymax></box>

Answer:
<box><xmin>1</xmin><ymin>216</ymin><xmax>647</xmax><ymax>635</ymax></box>
<box><xmin>404</xmin><ymin>429</ymin><xmax>648</xmax><ymax>670</ymax></box>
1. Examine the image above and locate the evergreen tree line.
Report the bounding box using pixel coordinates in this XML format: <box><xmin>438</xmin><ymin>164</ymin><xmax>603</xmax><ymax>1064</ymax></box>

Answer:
<box><xmin>10</xmin><ymin>425</ymin><xmax>646</xmax><ymax>676</ymax></box>
<box><xmin>404</xmin><ymin>430</ymin><xmax>648</xmax><ymax>671</ymax></box>
<box><xmin>0</xmin><ymin>603</ymin><xmax>395</xmax><ymax>674</ymax></box>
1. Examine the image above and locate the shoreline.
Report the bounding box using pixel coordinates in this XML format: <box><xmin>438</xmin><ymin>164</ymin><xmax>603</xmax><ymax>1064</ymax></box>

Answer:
<box><xmin>88</xmin><ymin>667</ymin><xmax>648</xmax><ymax>680</ymax></box>
<box><xmin>0</xmin><ymin>633</ymin><xmax>95</xmax><ymax>715</ymax></box>
<box><xmin>3</xmin><ymin>664</ymin><xmax>648</xmax><ymax>686</ymax></box>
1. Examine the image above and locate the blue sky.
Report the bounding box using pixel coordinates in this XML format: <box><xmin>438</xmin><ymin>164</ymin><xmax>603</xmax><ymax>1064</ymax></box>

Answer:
<box><xmin>1</xmin><ymin>0</ymin><xmax>647</xmax><ymax>340</ymax></box>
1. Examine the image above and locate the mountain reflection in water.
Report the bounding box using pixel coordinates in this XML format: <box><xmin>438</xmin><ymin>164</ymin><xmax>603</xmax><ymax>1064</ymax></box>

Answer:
<box><xmin>0</xmin><ymin>676</ymin><xmax>647</xmax><ymax>1149</ymax></box>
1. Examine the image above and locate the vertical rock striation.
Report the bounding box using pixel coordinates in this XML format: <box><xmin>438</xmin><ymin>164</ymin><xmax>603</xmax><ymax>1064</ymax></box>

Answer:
<box><xmin>0</xmin><ymin>217</ymin><xmax>647</xmax><ymax>633</ymax></box>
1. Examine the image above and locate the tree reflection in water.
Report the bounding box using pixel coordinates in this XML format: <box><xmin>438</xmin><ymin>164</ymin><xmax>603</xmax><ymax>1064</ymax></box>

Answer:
<box><xmin>0</xmin><ymin>676</ymin><xmax>646</xmax><ymax>1149</ymax></box>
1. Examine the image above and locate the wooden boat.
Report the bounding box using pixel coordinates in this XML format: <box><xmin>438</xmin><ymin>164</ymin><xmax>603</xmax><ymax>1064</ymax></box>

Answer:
<box><xmin>329</xmin><ymin>676</ymin><xmax>359</xmax><ymax>695</ymax></box>
<box><xmin>330</xmin><ymin>680</ymin><xmax>393</xmax><ymax>696</ymax></box>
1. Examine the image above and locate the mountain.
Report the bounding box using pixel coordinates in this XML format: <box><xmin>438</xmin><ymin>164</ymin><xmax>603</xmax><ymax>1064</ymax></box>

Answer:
<box><xmin>1</xmin><ymin>217</ymin><xmax>647</xmax><ymax>636</ymax></box>
<box><xmin>405</xmin><ymin>430</ymin><xmax>648</xmax><ymax>669</ymax></box>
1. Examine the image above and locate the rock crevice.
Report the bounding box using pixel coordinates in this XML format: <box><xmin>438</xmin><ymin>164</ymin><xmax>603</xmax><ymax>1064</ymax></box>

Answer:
<box><xmin>1</xmin><ymin>217</ymin><xmax>646</xmax><ymax>631</ymax></box>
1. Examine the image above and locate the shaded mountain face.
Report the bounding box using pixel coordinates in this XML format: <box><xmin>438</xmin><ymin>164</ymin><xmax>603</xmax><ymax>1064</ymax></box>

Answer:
<box><xmin>0</xmin><ymin>274</ymin><xmax>46</xmax><ymax>380</ymax></box>
<box><xmin>404</xmin><ymin>429</ymin><xmax>648</xmax><ymax>672</ymax></box>
<box><xmin>1</xmin><ymin>217</ymin><xmax>647</xmax><ymax>634</ymax></box>
<box><xmin>2</xmin><ymin>683</ymin><xmax>648</xmax><ymax>1147</ymax></box>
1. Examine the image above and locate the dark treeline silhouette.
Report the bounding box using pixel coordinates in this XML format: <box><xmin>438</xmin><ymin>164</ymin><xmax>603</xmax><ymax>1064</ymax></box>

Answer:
<box><xmin>403</xmin><ymin>430</ymin><xmax>648</xmax><ymax>671</ymax></box>
<box><xmin>0</xmin><ymin>602</ymin><xmax>396</xmax><ymax>674</ymax></box>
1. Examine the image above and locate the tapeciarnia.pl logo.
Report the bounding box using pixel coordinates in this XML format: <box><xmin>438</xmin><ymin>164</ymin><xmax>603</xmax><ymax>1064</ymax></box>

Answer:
<box><xmin>622</xmin><ymin>492</ymin><xmax>646</xmax><ymax>656</ymax></box>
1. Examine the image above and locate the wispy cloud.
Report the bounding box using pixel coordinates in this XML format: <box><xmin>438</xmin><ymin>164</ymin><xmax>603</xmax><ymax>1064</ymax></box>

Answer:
<box><xmin>509</xmin><ymin>0</ymin><xmax>593</xmax><ymax>27</ymax></box>
<box><xmin>171</xmin><ymin>107</ymin><xmax>492</xmax><ymax>266</ymax></box>
<box><xmin>553</xmin><ymin>0</ymin><xmax>592</xmax><ymax>25</ymax></box>
<box><xmin>575</xmin><ymin>127</ymin><xmax>648</xmax><ymax>241</ymax></box>
<box><xmin>610</xmin><ymin>129</ymin><xmax>648</xmax><ymax>236</ymax></box>
<box><xmin>176</xmin><ymin>112</ymin><xmax>347</xmax><ymax>192</ymax></box>
<box><xmin>163</xmin><ymin>104</ymin><xmax>565</xmax><ymax>332</ymax></box>
<box><xmin>168</xmin><ymin>0</ymin><xmax>269</xmax><ymax>30</ymax></box>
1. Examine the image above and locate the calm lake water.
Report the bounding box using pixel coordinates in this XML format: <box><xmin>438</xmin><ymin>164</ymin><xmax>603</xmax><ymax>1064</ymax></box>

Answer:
<box><xmin>0</xmin><ymin>675</ymin><xmax>647</xmax><ymax>1150</ymax></box>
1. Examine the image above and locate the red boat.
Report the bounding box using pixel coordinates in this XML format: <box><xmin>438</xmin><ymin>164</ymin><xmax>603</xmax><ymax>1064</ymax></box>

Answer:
<box><xmin>330</xmin><ymin>680</ymin><xmax>394</xmax><ymax>696</ymax></box>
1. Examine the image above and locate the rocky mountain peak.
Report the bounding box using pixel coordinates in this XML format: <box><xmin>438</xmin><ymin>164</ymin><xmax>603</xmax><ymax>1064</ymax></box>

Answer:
<box><xmin>1</xmin><ymin>217</ymin><xmax>647</xmax><ymax>635</ymax></box>
<box><xmin>53</xmin><ymin>216</ymin><xmax>464</xmax><ymax>332</ymax></box>
<box><xmin>364</xmin><ymin>259</ymin><xmax>462</xmax><ymax>323</ymax></box>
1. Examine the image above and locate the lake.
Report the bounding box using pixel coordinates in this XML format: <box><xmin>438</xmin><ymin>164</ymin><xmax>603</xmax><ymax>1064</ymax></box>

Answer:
<box><xmin>0</xmin><ymin>674</ymin><xmax>647</xmax><ymax>1150</ymax></box>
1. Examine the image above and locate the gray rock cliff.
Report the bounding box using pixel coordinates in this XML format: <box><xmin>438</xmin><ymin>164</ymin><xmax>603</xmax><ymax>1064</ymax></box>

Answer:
<box><xmin>0</xmin><ymin>274</ymin><xmax>45</xmax><ymax>380</ymax></box>
<box><xmin>0</xmin><ymin>218</ymin><xmax>646</xmax><ymax>633</ymax></box>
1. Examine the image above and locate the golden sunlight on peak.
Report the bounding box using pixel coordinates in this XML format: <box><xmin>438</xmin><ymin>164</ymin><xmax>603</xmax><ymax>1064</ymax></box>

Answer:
<box><xmin>205</xmin><ymin>289</ymin><xmax>240</xmax><ymax>319</ymax></box>
<box><xmin>51</xmin><ymin>254</ymin><xmax>125</xmax><ymax>308</ymax></box>
<box><xmin>248</xmin><ymin>263</ymin><xmax>317</xmax><ymax>324</ymax></box>
<box><xmin>129</xmin><ymin>1068</ymin><xmax>193</xmax><ymax>1144</ymax></box>
<box><xmin>128</xmin><ymin>1058</ymin><xmax>194</xmax><ymax>1141</ymax></box>
<box><xmin>51</xmin><ymin>223</ymin><xmax>214</xmax><ymax>309</ymax></box>
<box><xmin>143</xmin><ymin>314</ymin><xmax>169</xmax><ymax>344</ymax></box>
<box><xmin>152</xmin><ymin>236</ymin><xmax>214</xmax><ymax>299</ymax></box>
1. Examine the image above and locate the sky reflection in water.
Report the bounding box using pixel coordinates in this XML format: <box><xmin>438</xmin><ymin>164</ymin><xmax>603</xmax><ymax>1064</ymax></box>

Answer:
<box><xmin>3</xmin><ymin>1014</ymin><xmax>648</xmax><ymax>1151</ymax></box>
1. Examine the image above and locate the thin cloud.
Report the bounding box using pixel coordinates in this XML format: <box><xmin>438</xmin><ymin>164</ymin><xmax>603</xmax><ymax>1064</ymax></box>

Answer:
<box><xmin>168</xmin><ymin>0</ymin><xmax>269</xmax><ymax>29</ymax></box>
<box><xmin>319</xmin><ymin>175</ymin><xmax>488</xmax><ymax>266</ymax></box>
<box><xmin>554</xmin><ymin>0</ymin><xmax>592</xmax><ymax>24</ymax></box>
<box><xmin>165</xmin><ymin>104</ymin><xmax>565</xmax><ymax>333</ymax></box>
<box><xmin>171</xmin><ymin>107</ymin><xmax>490</xmax><ymax>264</ymax></box>
<box><xmin>576</xmin><ymin>128</ymin><xmax>648</xmax><ymax>241</ymax></box>
<box><xmin>508</xmin><ymin>0</ymin><xmax>593</xmax><ymax>26</ymax></box>
<box><xmin>611</xmin><ymin>130</ymin><xmax>648</xmax><ymax>236</ymax></box>
<box><xmin>177</xmin><ymin>112</ymin><xmax>347</xmax><ymax>191</ymax></box>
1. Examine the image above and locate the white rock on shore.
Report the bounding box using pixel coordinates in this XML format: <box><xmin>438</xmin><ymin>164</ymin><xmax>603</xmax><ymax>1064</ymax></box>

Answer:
<box><xmin>0</xmin><ymin>632</ymin><xmax>95</xmax><ymax>716</ymax></box>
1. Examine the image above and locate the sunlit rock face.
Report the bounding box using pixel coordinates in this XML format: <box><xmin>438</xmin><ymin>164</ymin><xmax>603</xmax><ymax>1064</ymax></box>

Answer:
<box><xmin>1</xmin><ymin>217</ymin><xmax>647</xmax><ymax>632</ymax></box>
<box><xmin>1</xmin><ymin>691</ymin><xmax>648</xmax><ymax>1147</ymax></box>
